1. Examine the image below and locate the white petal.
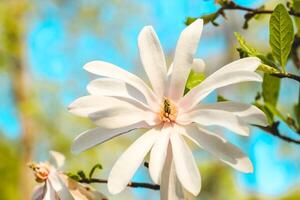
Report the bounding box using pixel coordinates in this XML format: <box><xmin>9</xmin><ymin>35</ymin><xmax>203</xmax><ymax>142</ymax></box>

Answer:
<box><xmin>149</xmin><ymin>124</ymin><xmax>172</xmax><ymax>184</ymax></box>
<box><xmin>49</xmin><ymin>151</ymin><xmax>65</xmax><ymax>169</ymax></box>
<box><xmin>196</xmin><ymin>101</ymin><xmax>268</xmax><ymax>126</ymax></box>
<box><xmin>68</xmin><ymin>95</ymin><xmax>152</xmax><ymax>117</ymax></box>
<box><xmin>170</xmin><ymin>130</ymin><xmax>201</xmax><ymax>196</ymax></box>
<box><xmin>168</xmin><ymin>19</ymin><xmax>203</xmax><ymax>101</ymax></box>
<box><xmin>72</xmin><ymin>124</ymin><xmax>143</xmax><ymax>154</ymax></box>
<box><xmin>44</xmin><ymin>181</ymin><xmax>56</xmax><ymax>200</ymax></box>
<box><xmin>138</xmin><ymin>26</ymin><xmax>167</xmax><ymax>99</ymax></box>
<box><xmin>59</xmin><ymin>174</ymin><xmax>108</xmax><ymax>200</ymax></box>
<box><xmin>87</xmin><ymin>78</ymin><xmax>147</xmax><ymax>105</ymax></box>
<box><xmin>178</xmin><ymin>109</ymin><xmax>249</xmax><ymax>136</ymax></box>
<box><xmin>32</xmin><ymin>185</ymin><xmax>45</xmax><ymax>200</ymax></box>
<box><xmin>167</xmin><ymin>58</ymin><xmax>206</xmax><ymax>76</ymax></box>
<box><xmin>183</xmin><ymin>125</ymin><xmax>253</xmax><ymax>173</ymax></box>
<box><xmin>160</xmin><ymin>145</ymin><xmax>185</xmax><ymax>200</ymax></box>
<box><xmin>48</xmin><ymin>171</ymin><xmax>74</xmax><ymax>200</ymax></box>
<box><xmin>191</xmin><ymin>58</ymin><xmax>205</xmax><ymax>73</ymax></box>
<box><xmin>179</xmin><ymin>57</ymin><xmax>262</xmax><ymax>111</ymax></box>
<box><xmin>107</xmin><ymin>127</ymin><xmax>160</xmax><ymax>194</ymax></box>
<box><xmin>89</xmin><ymin>105</ymin><xmax>157</xmax><ymax>129</ymax></box>
<box><xmin>84</xmin><ymin>61</ymin><xmax>159</xmax><ymax>109</ymax></box>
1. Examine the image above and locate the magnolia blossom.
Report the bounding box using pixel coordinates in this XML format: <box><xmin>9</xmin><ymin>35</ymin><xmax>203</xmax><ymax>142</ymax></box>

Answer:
<box><xmin>69</xmin><ymin>19</ymin><xmax>267</xmax><ymax>198</ymax></box>
<box><xmin>30</xmin><ymin>151</ymin><xmax>107</xmax><ymax>200</ymax></box>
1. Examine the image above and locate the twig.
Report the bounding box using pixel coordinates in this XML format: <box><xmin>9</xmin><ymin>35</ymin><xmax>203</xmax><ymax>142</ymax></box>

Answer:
<box><xmin>79</xmin><ymin>178</ymin><xmax>160</xmax><ymax>190</ymax></box>
<box><xmin>218</xmin><ymin>1</ymin><xmax>300</xmax><ymax>17</ymax></box>
<box><xmin>255</xmin><ymin>122</ymin><xmax>300</xmax><ymax>144</ymax></box>
<box><xmin>270</xmin><ymin>72</ymin><xmax>300</xmax><ymax>83</ymax></box>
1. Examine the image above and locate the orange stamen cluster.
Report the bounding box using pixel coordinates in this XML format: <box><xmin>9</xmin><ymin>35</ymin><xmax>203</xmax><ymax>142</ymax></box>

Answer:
<box><xmin>29</xmin><ymin>162</ymin><xmax>50</xmax><ymax>183</ymax></box>
<box><xmin>159</xmin><ymin>99</ymin><xmax>178</xmax><ymax>123</ymax></box>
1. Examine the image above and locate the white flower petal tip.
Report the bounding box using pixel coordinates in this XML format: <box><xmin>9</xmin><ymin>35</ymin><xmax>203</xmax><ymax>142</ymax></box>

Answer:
<box><xmin>107</xmin><ymin>128</ymin><xmax>160</xmax><ymax>195</ymax></box>
<box><xmin>238</xmin><ymin>157</ymin><xmax>254</xmax><ymax>173</ymax></box>
<box><xmin>49</xmin><ymin>151</ymin><xmax>65</xmax><ymax>168</ymax></box>
<box><xmin>138</xmin><ymin>24</ymin><xmax>167</xmax><ymax>99</ymax></box>
<box><xmin>192</xmin><ymin>58</ymin><xmax>205</xmax><ymax>73</ymax></box>
<box><xmin>171</xmin><ymin>132</ymin><xmax>201</xmax><ymax>196</ymax></box>
<box><xmin>168</xmin><ymin>18</ymin><xmax>203</xmax><ymax>101</ymax></box>
<box><xmin>71</xmin><ymin>126</ymin><xmax>138</xmax><ymax>154</ymax></box>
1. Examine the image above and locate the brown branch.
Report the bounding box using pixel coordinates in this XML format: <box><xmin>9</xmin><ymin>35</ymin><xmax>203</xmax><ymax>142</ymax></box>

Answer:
<box><xmin>270</xmin><ymin>72</ymin><xmax>300</xmax><ymax>83</ymax></box>
<box><xmin>79</xmin><ymin>178</ymin><xmax>160</xmax><ymax>190</ymax></box>
<box><xmin>255</xmin><ymin>122</ymin><xmax>300</xmax><ymax>144</ymax></box>
<box><xmin>218</xmin><ymin>1</ymin><xmax>300</xmax><ymax>17</ymax></box>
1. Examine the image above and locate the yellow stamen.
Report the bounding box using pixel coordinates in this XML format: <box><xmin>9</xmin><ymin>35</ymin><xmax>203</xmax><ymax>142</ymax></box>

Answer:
<box><xmin>159</xmin><ymin>99</ymin><xmax>177</xmax><ymax>123</ymax></box>
<box><xmin>28</xmin><ymin>162</ymin><xmax>50</xmax><ymax>183</ymax></box>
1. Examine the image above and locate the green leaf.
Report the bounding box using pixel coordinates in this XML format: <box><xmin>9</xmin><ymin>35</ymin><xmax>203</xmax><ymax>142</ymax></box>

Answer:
<box><xmin>185</xmin><ymin>70</ymin><xmax>205</xmax><ymax>94</ymax></box>
<box><xmin>269</xmin><ymin>4</ymin><xmax>294</xmax><ymax>70</ymax></box>
<box><xmin>254</xmin><ymin>102</ymin><xmax>274</xmax><ymax>125</ymax></box>
<box><xmin>77</xmin><ymin>170</ymin><xmax>87</xmax><ymax>180</ymax></box>
<box><xmin>234</xmin><ymin>32</ymin><xmax>277</xmax><ymax>67</ymax></box>
<box><xmin>234</xmin><ymin>32</ymin><xmax>258</xmax><ymax>56</ymax></box>
<box><xmin>292</xmin><ymin>0</ymin><xmax>300</xmax><ymax>36</ymax></box>
<box><xmin>217</xmin><ymin>95</ymin><xmax>228</xmax><ymax>102</ymax></box>
<box><xmin>262</xmin><ymin>74</ymin><xmax>281</xmax><ymax>106</ymax></box>
<box><xmin>264</xmin><ymin>102</ymin><xmax>286</xmax><ymax>122</ymax></box>
<box><xmin>66</xmin><ymin>172</ymin><xmax>80</xmax><ymax>181</ymax></box>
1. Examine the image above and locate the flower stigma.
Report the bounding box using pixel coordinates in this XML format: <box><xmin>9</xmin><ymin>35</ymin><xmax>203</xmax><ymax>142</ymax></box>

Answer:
<box><xmin>159</xmin><ymin>98</ymin><xmax>178</xmax><ymax>123</ymax></box>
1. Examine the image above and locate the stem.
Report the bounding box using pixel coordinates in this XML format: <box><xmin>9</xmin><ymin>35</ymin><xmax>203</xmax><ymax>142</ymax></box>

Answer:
<box><xmin>270</xmin><ymin>72</ymin><xmax>300</xmax><ymax>83</ymax></box>
<box><xmin>219</xmin><ymin>1</ymin><xmax>300</xmax><ymax>17</ymax></box>
<box><xmin>255</xmin><ymin>122</ymin><xmax>300</xmax><ymax>144</ymax></box>
<box><xmin>79</xmin><ymin>178</ymin><xmax>160</xmax><ymax>190</ymax></box>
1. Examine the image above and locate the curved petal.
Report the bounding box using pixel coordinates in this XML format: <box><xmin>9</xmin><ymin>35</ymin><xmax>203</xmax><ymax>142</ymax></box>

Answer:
<box><xmin>160</xmin><ymin>144</ymin><xmax>194</xmax><ymax>200</ymax></box>
<box><xmin>84</xmin><ymin>61</ymin><xmax>159</xmax><ymax>109</ymax></box>
<box><xmin>72</xmin><ymin>124</ymin><xmax>144</xmax><ymax>154</ymax></box>
<box><xmin>68</xmin><ymin>95</ymin><xmax>152</xmax><ymax>117</ymax></box>
<box><xmin>149</xmin><ymin>124</ymin><xmax>172</xmax><ymax>184</ymax></box>
<box><xmin>196</xmin><ymin>101</ymin><xmax>268</xmax><ymax>126</ymax></box>
<box><xmin>167</xmin><ymin>19</ymin><xmax>203</xmax><ymax>101</ymax></box>
<box><xmin>183</xmin><ymin>125</ymin><xmax>253</xmax><ymax>173</ymax></box>
<box><xmin>49</xmin><ymin>151</ymin><xmax>65</xmax><ymax>169</ymax></box>
<box><xmin>32</xmin><ymin>185</ymin><xmax>45</xmax><ymax>200</ymax></box>
<box><xmin>89</xmin><ymin>106</ymin><xmax>157</xmax><ymax>129</ymax></box>
<box><xmin>48</xmin><ymin>171</ymin><xmax>74</xmax><ymax>200</ymax></box>
<box><xmin>177</xmin><ymin>109</ymin><xmax>249</xmax><ymax>136</ymax></box>
<box><xmin>44</xmin><ymin>181</ymin><xmax>56</xmax><ymax>200</ymax></box>
<box><xmin>167</xmin><ymin>58</ymin><xmax>206</xmax><ymax>76</ymax></box>
<box><xmin>170</xmin><ymin>130</ymin><xmax>201</xmax><ymax>196</ymax></box>
<box><xmin>107</xmin><ymin>127</ymin><xmax>160</xmax><ymax>194</ymax></box>
<box><xmin>179</xmin><ymin>57</ymin><xmax>261</xmax><ymax>111</ymax></box>
<box><xmin>87</xmin><ymin>78</ymin><xmax>147</xmax><ymax>105</ymax></box>
<box><xmin>138</xmin><ymin>26</ymin><xmax>167</xmax><ymax>99</ymax></box>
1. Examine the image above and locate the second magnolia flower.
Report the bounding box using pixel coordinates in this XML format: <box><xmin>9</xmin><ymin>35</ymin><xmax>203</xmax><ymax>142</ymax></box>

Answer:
<box><xmin>69</xmin><ymin>19</ymin><xmax>267</xmax><ymax>198</ymax></box>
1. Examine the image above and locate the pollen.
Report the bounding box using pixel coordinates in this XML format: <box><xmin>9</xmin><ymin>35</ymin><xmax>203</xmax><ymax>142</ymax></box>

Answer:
<box><xmin>28</xmin><ymin>162</ymin><xmax>50</xmax><ymax>183</ymax></box>
<box><xmin>159</xmin><ymin>98</ymin><xmax>178</xmax><ymax>123</ymax></box>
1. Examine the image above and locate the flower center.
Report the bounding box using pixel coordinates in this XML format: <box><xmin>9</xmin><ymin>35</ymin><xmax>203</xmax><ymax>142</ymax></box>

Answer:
<box><xmin>159</xmin><ymin>98</ymin><xmax>178</xmax><ymax>123</ymax></box>
<box><xmin>29</xmin><ymin>162</ymin><xmax>50</xmax><ymax>183</ymax></box>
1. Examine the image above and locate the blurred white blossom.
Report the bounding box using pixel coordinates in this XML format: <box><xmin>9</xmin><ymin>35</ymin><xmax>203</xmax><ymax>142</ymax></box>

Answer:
<box><xmin>29</xmin><ymin>151</ymin><xmax>107</xmax><ymax>200</ymax></box>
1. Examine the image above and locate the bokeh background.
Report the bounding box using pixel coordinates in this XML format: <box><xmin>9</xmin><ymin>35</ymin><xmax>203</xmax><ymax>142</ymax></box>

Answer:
<box><xmin>1</xmin><ymin>0</ymin><xmax>300</xmax><ymax>199</ymax></box>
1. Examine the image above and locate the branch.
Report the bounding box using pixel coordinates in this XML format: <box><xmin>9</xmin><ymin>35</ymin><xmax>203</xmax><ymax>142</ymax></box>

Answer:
<box><xmin>79</xmin><ymin>178</ymin><xmax>160</xmax><ymax>190</ymax></box>
<box><xmin>270</xmin><ymin>72</ymin><xmax>300</xmax><ymax>83</ymax></box>
<box><xmin>187</xmin><ymin>1</ymin><xmax>300</xmax><ymax>28</ymax></box>
<box><xmin>218</xmin><ymin>1</ymin><xmax>300</xmax><ymax>17</ymax></box>
<box><xmin>255</xmin><ymin>122</ymin><xmax>300</xmax><ymax>144</ymax></box>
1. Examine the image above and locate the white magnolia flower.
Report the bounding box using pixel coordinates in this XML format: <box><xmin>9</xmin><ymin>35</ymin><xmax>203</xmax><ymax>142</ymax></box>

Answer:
<box><xmin>30</xmin><ymin>151</ymin><xmax>107</xmax><ymax>200</ymax></box>
<box><xmin>69</xmin><ymin>19</ymin><xmax>267</xmax><ymax>198</ymax></box>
